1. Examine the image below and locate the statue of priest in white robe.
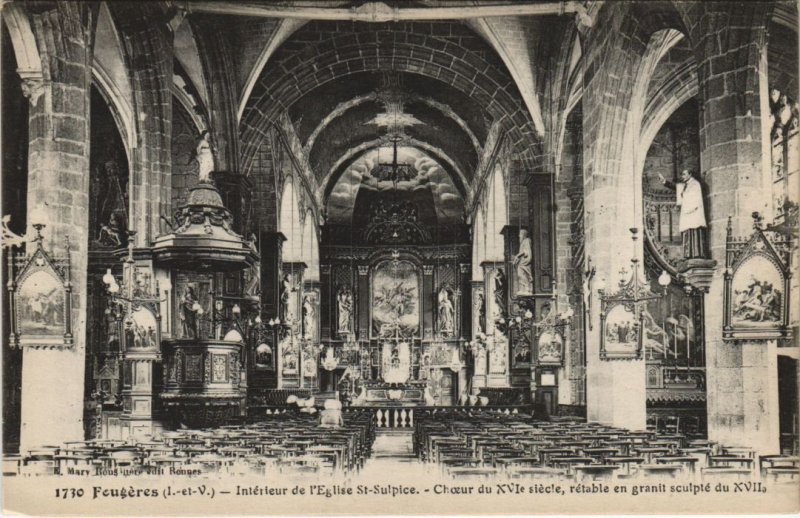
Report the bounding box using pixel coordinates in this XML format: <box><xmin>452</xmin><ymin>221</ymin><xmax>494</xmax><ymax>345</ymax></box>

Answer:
<box><xmin>658</xmin><ymin>169</ymin><xmax>707</xmax><ymax>259</ymax></box>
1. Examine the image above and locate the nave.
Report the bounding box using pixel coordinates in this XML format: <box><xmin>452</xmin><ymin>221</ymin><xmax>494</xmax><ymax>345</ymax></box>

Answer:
<box><xmin>1</xmin><ymin>1</ymin><xmax>798</xmax><ymax>495</ymax></box>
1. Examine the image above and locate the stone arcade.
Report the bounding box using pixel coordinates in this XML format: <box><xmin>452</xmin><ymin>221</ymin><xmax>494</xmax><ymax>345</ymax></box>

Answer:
<box><xmin>1</xmin><ymin>0</ymin><xmax>797</xmax><ymax>480</ymax></box>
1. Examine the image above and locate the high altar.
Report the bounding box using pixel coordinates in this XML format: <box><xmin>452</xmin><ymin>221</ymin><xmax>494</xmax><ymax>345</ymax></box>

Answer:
<box><xmin>318</xmin><ymin>246</ymin><xmax>472</xmax><ymax>407</ymax></box>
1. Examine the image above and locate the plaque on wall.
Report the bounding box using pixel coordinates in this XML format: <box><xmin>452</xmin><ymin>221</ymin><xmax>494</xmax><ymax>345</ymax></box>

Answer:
<box><xmin>280</xmin><ymin>332</ymin><xmax>299</xmax><ymax>375</ymax></box>
<box><xmin>252</xmin><ymin>322</ymin><xmax>276</xmax><ymax>371</ymax></box>
<box><xmin>511</xmin><ymin>326</ymin><xmax>532</xmax><ymax>368</ymax></box>
<box><xmin>600</xmin><ymin>303</ymin><xmax>642</xmax><ymax>359</ymax></box>
<box><xmin>531</xmin><ymin>304</ymin><xmax>567</xmax><ymax>367</ymax></box>
<box><xmin>122</xmin><ymin>306</ymin><xmax>160</xmax><ymax>352</ymax></box>
<box><xmin>723</xmin><ymin>216</ymin><xmax>792</xmax><ymax>341</ymax></box>
<box><xmin>8</xmin><ymin>234</ymin><xmax>73</xmax><ymax>349</ymax></box>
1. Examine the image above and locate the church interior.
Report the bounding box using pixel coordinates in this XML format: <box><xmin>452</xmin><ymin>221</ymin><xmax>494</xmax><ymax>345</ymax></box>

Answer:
<box><xmin>1</xmin><ymin>0</ymin><xmax>798</xmax><ymax>482</ymax></box>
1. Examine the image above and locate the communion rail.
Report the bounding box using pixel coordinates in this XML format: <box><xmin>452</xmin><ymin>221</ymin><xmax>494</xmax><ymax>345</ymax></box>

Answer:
<box><xmin>347</xmin><ymin>406</ymin><xmax>534</xmax><ymax>429</ymax></box>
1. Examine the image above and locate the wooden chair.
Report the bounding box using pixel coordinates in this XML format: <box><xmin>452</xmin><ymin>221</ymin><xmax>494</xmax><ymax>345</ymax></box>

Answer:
<box><xmin>573</xmin><ymin>464</ymin><xmax>619</xmax><ymax>482</ymax></box>
<box><xmin>638</xmin><ymin>463</ymin><xmax>684</xmax><ymax>479</ymax></box>
<box><xmin>759</xmin><ymin>454</ymin><xmax>800</xmax><ymax>475</ymax></box>
<box><xmin>764</xmin><ymin>467</ymin><xmax>800</xmax><ymax>484</ymax></box>
<box><xmin>655</xmin><ymin>455</ymin><xmax>699</xmax><ymax>475</ymax></box>
<box><xmin>447</xmin><ymin>466</ymin><xmax>497</xmax><ymax>479</ymax></box>
<box><xmin>700</xmin><ymin>466</ymin><xmax>753</xmax><ymax>481</ymax></box>
<box><xmin>506</xmin><ymin>466</ymin><xmax>564</xmax><ymax>479</ymax></box>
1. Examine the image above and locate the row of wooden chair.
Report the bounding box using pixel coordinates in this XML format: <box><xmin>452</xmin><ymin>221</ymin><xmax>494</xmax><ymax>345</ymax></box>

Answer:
<box><xmin>6</xmin><ymin>410</ymin><xmax>376</xmax><ymax>478</ymax></box>
<box><xmin>412</xmin><ymin>410</ymin><xmax>799</xmax><ymax>483</ymax></box>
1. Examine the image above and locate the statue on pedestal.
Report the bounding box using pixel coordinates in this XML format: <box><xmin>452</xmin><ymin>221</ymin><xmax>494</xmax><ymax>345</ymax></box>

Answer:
<box><xmin>437</xmin><ymin>288</ymin><xmax>454</xmax><ymax>337</ymax></box>
<box><xmin>337</xmin><ymin>287</ymin><xmax>353</xmax><ymax>335</ymax></box>
<box><xmin>302</xmin><ymin>294</ymin><xmax>315</xmax><ymax>339</ymax></box>
<box><xmin>179</xmin><ymin>286</ymin><xmax>200</xmax><ymax>339</ymax></box>
<box><xmin>474</xmin><ymin>292</ymin><xmax>486</xmax><ymax>334</ymax></box>
<box><xmin>493</xmin><ymin>269</ymin><xmax>507</xmax><ymax>321</ymax></box>
<box><xmin>513</xmin><ymin>228</ymin><xmax>533</xmax><ymax>295</ymax></box>
<box><xmin>658</xmin><ymin>169</ymin><xmax>707</xmax><ymax>259</ymax></box>
<box><xmin>195</xmin><ymin>130</ymin><xmax>215</xmax><ymax>183</ymax></box>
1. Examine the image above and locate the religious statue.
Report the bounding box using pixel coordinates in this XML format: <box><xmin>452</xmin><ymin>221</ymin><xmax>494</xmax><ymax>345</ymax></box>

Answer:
<box><xmin>97</xmin><ymin>213</ymin><xmax>123</xmax><ymax>248</ymax></box>
<box><xmin>195</xmin><ymin>130</ymin><xmax>215</xmax><ymax>183</ymax></box>
<box><xmin>337</xmin><ymin>287</ymin><xmax>353</xmax><ymax>335</ymax></box>
<box><xmin>513</xmin><ymin>228</ymin><xmax>533</xmax><ymax>295</ymax></box>
<box><xmin>279</xmin><ymin>273</ymin><xmax>293</xmax><ymax>323</ymax></box>
<box><xmin>474</xmin><ymin>292</ymin><xmax>486</xmax><ymax>334</ymax></box>
<box><xmin>493</xmin><ymin>269</ymin><xmax>507</xmax><ymax>321</ymax></box>
<box><xmin>280</xmin><ymin>332</ymin><xmax>297</xmax><ymax>373</ymax></box>
<box><xmin>302</xmin><ymin>294</ymin><xmax>315</xmax><ymax>339</ymax></box>
<box><xmin>179</xmin><ymin>286</ymin><xmax>199</xmax><ymax>339</ymax></box>
<box><xmin>338</xmin><ymin>371</ymin><xmax>353</xmax><ymax>406</ymax></box>
<box><xmin>255</xmin><ymin>342</ymin><xmax>273</xmax><ymax>368</ymax></box>
<box><xmin>658</xmin><ymin>169</ymin><xmax>707</xmax><ymax>259</ymax></box>
<box><xmin>437</xmin><ymin>287</ymin><xmax>455</xmax><ymax>337</ymax></box>
<box><xmin>244</xmin><ymin>262</ymin><xmax>261</xmax><ymax>298</ymax></box>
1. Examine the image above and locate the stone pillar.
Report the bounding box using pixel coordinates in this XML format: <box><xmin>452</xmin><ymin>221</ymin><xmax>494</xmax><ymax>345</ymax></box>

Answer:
<box><xmin>319</xmin><ymin>264</ymin><xmax>332</xmax><ymax>342</ymax></box>
<box><xmin>580</xmin><ymin>3</ymin><xmax>647</xmax><ymax>430</ymax></box>
<box><xmin>688</xmin><ymin>4</ymin><xmax>779</xmax><ymax>453</ymax></box>
<box><xmin>110</xmin><ymin>5</ymin><xmax>174</xmax><ymax>246</ymax></box>
<box><xmin>20</xmin><ymin>3</ymin><xmax>95</xmax><ymax>452</ymax></box>
<box><xmin>422</xmin><ymin>265</ymin><xmax>434</xmax><ymax>340</ymax></box>
<box><xmin>259</xmin><ymin>232</ymin><xmax>285</xmax><ymax>322</ymax></box>
<box><xmin>302</xmin><ymin>280</ymin><xmax>321</xmax><ymax>391</ymax></box>
<box><xmin>560</xmin><ymin>110</ymin><xmax>585</xmax><ymax>411</ymax></box>
<box><xmin>527</xmin><ymin>174</ymin><xmax>554</xmax><ymax>292</ymax></box>
<box><xmin>470</xmin><ymin>280</ymin><xmax>486</xmax><ymax>389</ymax></box>
<box><xmin>279</xmin><ymin>262</ymin><xmax>305</xmax><ymax>389</ymax></box>
<box><xmin>482</xmin><ymin>261</ymin><xmax>510</xmax><ymax>387</ymax></box>
<box><xmin>554</xmin><ymin>175</ymin><xmax>574</xmax><ymax>406</ymax></box>
<box><xmin>459</xmin><ymin>263</ymin><xmax>471</xmax><ymax>341</ymax></box>
<box><xmin>356</xmin><ymin>265</ymin><xmax>370</xmax><ymax>339</ymax></box>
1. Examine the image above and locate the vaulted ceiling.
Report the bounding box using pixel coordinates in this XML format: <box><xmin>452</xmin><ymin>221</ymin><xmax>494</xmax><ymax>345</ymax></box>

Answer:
<box><xmin>237</xmin><ymin>19</ymin><xmax>541</xmax><ymax>219</ymax></box>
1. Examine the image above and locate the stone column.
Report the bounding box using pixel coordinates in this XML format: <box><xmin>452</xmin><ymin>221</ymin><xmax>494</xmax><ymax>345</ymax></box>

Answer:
<box><xmin>580</xmin><ymin>3</ymin><xmax>648</xmax><ymax>430</ymax></box>
<box><xmin>279</xmin><ymin>262</ymin><xmax>305</xmax><ymax>389</ymax></box>
<box><xmin>110</xmin><ymin>5</ymin><xmax>174</xmax><ymax>246</ymax></box>
<box><xmin>470</xmin><ymin>280</ymin><xmax>487</xmax><ymax>389</ymax></box>
<box><xmin>482</xmin><ymin>261</ymin><xmax>510</xmax><ymax>387</ymax></box>
<box><xmin>459</xmin><ymin>263</ymin><xmax>471</xmax><ymax>341</ymax></box>
<box><xmin>302</xmin><ymin>280</ymin><xmax>321</xmax><ymax>391</ymax></box>
<box><xmin>422</xmin><ymin>265</ymin><xmax>434</xmax><ymax>340</ymax></box>
<box><xmin>259</xmin><ymin>232</ymin><xmax>285</xmax><ymax>323</ymax></box>
<box><xmin>20</xmin><ymin>3</ymin><xmax>95</xmax><ymax>452</ymax></box>
<box><xmin>688</xmin><ymin>4</ymin><xmax>779</xmax><ymax>453</ymax></box>
<box><xmin>356</xmin><ymin>265</ymin><xmax>370</xmax><ymax>339</ymax></box>
<box><xmin>554</xmin><ymin>175</ymin><xmax>575</xmax><ymax>407</ymax></box>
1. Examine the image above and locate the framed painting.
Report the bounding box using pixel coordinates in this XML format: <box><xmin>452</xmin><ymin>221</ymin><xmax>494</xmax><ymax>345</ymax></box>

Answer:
<box><xmin>723</xmin><ymin>217</ymin><xmax>791</xmax><ymax>341</ymax></box>
<box><xmin>121</xmin><ymin>306</ymin><xmax>160</xmax><ymax>353</ymax></box>
<box><xmin>600</xmin><ymin>302</ymin><xmax>643</xmax><ymax>359</ymax></box>
<box><xmin>511</xmin><ymin>326</ymin><xmax>532</xmax><ymax>368</ymax></box>
<box><xmin>371</xmin><ymin>259</ymin><xmax>420</xmax><ymax>339</ymax></box>
<box><xmin>9</xmin><ymin>242</ymin><xmax>72</xmax><ymax>348</ymax></box>
<box><xmin>536</xmin><ymin>329</ymin><xmax>564</xmax><ymax>366</ymax></box>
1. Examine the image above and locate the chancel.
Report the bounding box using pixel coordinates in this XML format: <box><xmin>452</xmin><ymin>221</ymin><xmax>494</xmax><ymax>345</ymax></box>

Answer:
<box><xmin>1</xmin><ymin>0</ymin><xmax>798</xmax><ymax>487</ymax></box>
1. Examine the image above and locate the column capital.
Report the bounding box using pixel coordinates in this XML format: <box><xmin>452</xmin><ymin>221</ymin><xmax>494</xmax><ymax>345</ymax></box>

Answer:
<box><xmin>20</xmin><ymin>75</ymin><xmax>46</xmax><ymax>106</ymax></box>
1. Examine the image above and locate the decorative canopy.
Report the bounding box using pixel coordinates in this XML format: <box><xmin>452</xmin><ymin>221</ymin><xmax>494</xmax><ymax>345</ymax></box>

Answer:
<box><xmin>152</xmin><ymin>183</ymin><xmax>258</xmax><ymax>269</ymax></box>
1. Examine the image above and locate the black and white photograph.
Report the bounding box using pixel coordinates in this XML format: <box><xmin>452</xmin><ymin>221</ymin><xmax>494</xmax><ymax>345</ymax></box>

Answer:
<box><xmin>1</xmin><ymin>1</ymin><xmax>798</xmax><ymax>516</ymax></box>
